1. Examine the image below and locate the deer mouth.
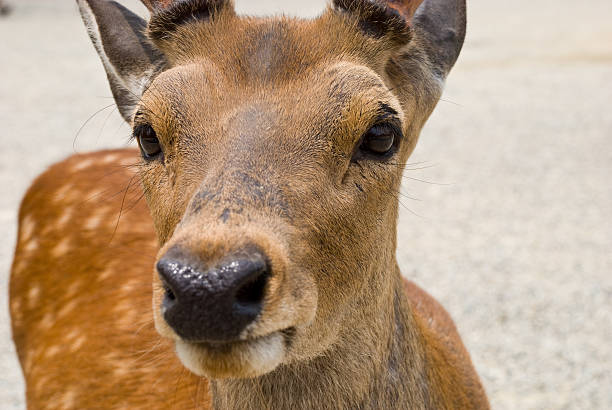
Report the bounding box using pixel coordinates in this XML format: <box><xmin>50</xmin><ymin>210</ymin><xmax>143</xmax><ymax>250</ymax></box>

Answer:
<box><xmin>194</xmin><ymin>326</ymin><xmax>296</xmax><ymax>351</ymax></box>
<box><xmin>174</xmin><ymin>328</ymin><xmax>296</xmax><ymax>379</ymax></box>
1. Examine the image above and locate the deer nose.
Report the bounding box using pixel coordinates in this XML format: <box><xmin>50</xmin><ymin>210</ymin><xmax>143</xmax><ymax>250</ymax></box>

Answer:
<box><xmin>156</xmin><ymin>248</ymin><xmax>270</xmax><ymax>342</ymax></box>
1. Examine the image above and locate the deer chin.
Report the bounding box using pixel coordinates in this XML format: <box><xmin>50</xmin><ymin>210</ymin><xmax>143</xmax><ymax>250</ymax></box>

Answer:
<box><xmin>175</xmin><ymin>332</ymin><xmax>286</xmax><ymax>379</ymax></box>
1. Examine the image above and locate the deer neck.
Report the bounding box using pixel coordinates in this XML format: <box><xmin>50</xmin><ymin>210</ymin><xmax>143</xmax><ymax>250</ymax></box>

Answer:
<box><xmin>210</xmin><ymin>266</ymin><xmax>430</xmax><ymax>410</ymax></box>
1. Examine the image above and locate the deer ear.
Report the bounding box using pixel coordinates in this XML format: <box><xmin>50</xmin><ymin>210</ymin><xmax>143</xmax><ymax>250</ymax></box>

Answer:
<box><xmin>412</xmin><ymin>0</ymin><xmax>466</xmax><ymax>79</ymax></box>
<box><xmin>334</xmin><ymin>0</ymin><xmax>465</xmax><ymax>80</ymax></box>
<box><xmin>334</xmin><ymin>0</ymin><xmax>423</xmax><ymax>41</ymax></box>
<box><xmin>77</xmin><ymin>0</ymin><xmax>166</xmax><ymax>122</ymax></box>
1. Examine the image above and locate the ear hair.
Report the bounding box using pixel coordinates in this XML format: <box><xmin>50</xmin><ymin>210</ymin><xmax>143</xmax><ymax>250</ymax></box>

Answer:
<box><xmin>77</xmin><ymin>0</ymin><xmax>166</xmax><ymax>122</ymax></box>
<box><xmin>147</xmin><ymin>0</ymin><xmax>233</xmax><ymax>42</ymax></box>
<box><xmin>333</xmin><ymin>0</ymin><xmax>412</xmax><ymax>41</ymax></box>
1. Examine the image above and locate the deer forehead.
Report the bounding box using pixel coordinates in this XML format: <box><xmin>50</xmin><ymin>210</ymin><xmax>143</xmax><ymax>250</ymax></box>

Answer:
<box><xmin>152</xmin><ymin>11</ymin><xmax>395</xmax><ymax>67</ymax></box>
<box><xmin>141</xmin><ymin>60</ymin><xmax>404</xmax><ymax>141</ymax></box>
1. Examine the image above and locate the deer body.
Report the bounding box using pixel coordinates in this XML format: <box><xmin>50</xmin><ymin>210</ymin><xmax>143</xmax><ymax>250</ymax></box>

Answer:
<box><xmin>11</xmin><ymin>0</ymin><xmax>488</xmax><ymax>408</ymax></box>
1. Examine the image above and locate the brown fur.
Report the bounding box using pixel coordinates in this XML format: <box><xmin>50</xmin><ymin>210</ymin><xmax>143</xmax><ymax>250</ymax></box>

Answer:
<box><xmin>11</xmin><ymin>151</ymin><xmax>208</xmax><ymax>409</ymax></box>
<box><xmin>11</xmin><ymin>1</ymin><xmax>488</xmax><ymax>408</ymax></box>
<box><xmin>11</xmin><ymin>151</ymin><xmax>487</xmax><ymax>408</ymax></box>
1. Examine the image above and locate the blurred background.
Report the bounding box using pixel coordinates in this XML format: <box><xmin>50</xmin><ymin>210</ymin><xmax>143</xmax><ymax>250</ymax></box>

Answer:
<box><xmin>1</xmin><ymin>0</ymin><xmax>610</xmax><ymax>408</ymax></box>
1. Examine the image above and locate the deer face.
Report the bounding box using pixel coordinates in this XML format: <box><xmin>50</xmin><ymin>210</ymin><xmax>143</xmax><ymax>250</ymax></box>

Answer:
<box><xmin>78</xmin><ymin>0</ymin><xmax>465</xmax><ymax>379</ymax></box>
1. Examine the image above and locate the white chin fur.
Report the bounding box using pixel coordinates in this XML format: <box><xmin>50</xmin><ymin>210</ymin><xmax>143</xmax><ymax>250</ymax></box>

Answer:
<box><xmin>175</xmin><ymin>333</ymin><xmax>285</xmax><ymax>379</ymax></box>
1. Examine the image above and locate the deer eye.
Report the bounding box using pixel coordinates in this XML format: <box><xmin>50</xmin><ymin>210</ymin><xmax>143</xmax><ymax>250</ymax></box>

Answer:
<box><xmin>358</xmin><ymin>123</ymin><xmax>399</xmax><ymax>157</ymax></box>
<box><xmin>134</xmin><ymin>124</ymin><xmax>162</xmax><ymax>160</ymax></box>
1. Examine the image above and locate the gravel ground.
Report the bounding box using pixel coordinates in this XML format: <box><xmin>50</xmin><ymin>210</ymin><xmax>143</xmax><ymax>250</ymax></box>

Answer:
<box><xmin>1</xmin><ymin>1</ymin><xmax>611</xmax><ymax>409</ymax></box>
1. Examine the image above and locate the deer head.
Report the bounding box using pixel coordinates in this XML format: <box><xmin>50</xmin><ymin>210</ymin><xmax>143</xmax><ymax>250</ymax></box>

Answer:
<box><xmin>77</xmin><ymin>0</ymin><xmax>466</xmax><ymax>379</ymax></box>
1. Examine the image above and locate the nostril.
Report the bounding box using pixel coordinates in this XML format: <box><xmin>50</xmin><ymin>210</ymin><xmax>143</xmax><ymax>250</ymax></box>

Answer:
<box><xmin>164</xmin><ymin>285</ymin><xmax>176</xmax><ymax>301</ymax></box>
<box><xmin>160</xmin><ymin>281</ymin><xmax>177</xmax><ymax>316</ymax></box>
<box><xmin>157</xmin><ymin>258</ymin><xmax>179</xmax><ymax>306</ymax></box>
<box><xmin>234</xmin><ymin>268</ymin><xmax>269</xmax><ymax>309</ymax></box>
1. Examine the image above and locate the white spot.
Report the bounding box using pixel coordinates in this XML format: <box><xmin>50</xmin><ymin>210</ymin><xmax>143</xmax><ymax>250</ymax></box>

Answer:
<box><xmin>12</xmin><ymin>259</ymin><xmax>26</xmax><ymax>275</ymax></box>
<box><xmin>53</xmin><ymin>185</ymin><xmax>73</xmax><ymax>203</ymax></box>
<box><xmin>89</xmin><ymin>188</ymin><xmax>105</xmax><ymax>198</ymax></box>
<box><xmin>23</xmin><ymin>238</ymin><xmax>39</xmax><ymax>253</ymax></box>
<box><xmin>39</xmin><ymin>312</ymin><xmax>55</xmax><ymax>330</ymax></box>
<box><xmin>60</xmin><ymin>390</ymin><xmax>77</xmax><ymax>408</ymax></box>
<box><xmin>11</xmin><ymin>298</ymin><xmax>22</xmax><ymax>314</ymax></box>
<box><xmin>121</xmin><ymin>279</ymin><xmax>140</xmax><ymax>293</ymax></box>
<box><xmin>99</xmin><ymin>268</ymin><xmax>114</xmax><ymax>281</ymax></box>
<box><xmin>51</xmin><ymin>238</ymin><xmax>71</xmax><ymax>258</ymax></box>
<box><xmin>27</xmin><ymin>286</ymin><xmax>41</xmax><ymax>307</ymax></box>
<box><xmin>64</xmin><ymin>329</ymin><xmax>80</xmax><ymax>343</ymax></box>
<box><xmin>102</xmin><ymin>154</ymin><xmax>119</xmax><ymax>163</ymax></box>
<box><xmin>84</xmin><ymin>214</ymin><xmax>104</xmax><ymax>230</ymax></box>
<box><xmin>72</xmin><ymin>158</ymin><xmax>94</xmax><ymax>171</ymax></box>
<box><xmin>44</xmin><ymin>345</ymin><xmax>61</xmax><ymax>359</ymax></box>
<box><xmin>66</xmin><ymin>281</ymin><xmax>82</xmax><ymax>297</ymax></box>
<box><xmin>56</xmin><ymin>207</ymin><xmax>74</xmax><ymax>227</ymax></box>
<box><xmin>34</xmin><ymin>375</ymin><xmax>49</xmax><ymax>392</ymax></box>
<box><xmin>70</xmin><ymin>335</ymin><xmax>87</xmax><ymax>352</ymax></box>
<box><xmin>20</xmin><ymin>215</ymin><xmax>36</xmax><ymax>241</ymax></box>
<box><xmin>113</xmin><ymin>364</ymin><xmax>130</xmax><ymax>377</ymax></box>
<box><xmin>114</xmin><ymin>300</ymin><xmax>132</xmax><ymax>314</ymax></box>
<box><xmin>58</xmin><ymin>299</ymin><xmax>78</xmax><ymax>318</ymax></box>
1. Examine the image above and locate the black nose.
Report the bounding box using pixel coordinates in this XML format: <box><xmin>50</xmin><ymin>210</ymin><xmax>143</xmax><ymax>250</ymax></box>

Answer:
<box><xmin>156</xmin><ymin>248</ymin><xmax>270</xmax><ymax>342</ymax></box>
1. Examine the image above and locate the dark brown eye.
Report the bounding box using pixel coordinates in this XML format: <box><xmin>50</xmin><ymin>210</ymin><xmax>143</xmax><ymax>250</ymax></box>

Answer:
<box><xmin>359</xmin><ymin>123</ymin><xmax>399</xmax><ymax>157</ymax></box>
<box><xmin>134</xmin><ymin>124</ymin><xmax>161</xmax><ymax>160</ymax></box>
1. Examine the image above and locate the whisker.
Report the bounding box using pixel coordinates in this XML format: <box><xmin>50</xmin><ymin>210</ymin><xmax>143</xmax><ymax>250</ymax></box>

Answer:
<box><xmin>402</xmin><ymin>175</ymin><xmax>451</xmax><ymax>186</ymax></box>
<box><xmin>108</xmin><ymin>174</ymin><xmax>140</xmax><ymax>244</ymax></box>
<box><xmin>398</xmin><ymin>191</ymin><xmax>421</xmax><ymax>202</ymax></box>
<box><xmin>96</xmin><ymin>104</ymin><xmax>119</xmax><ymax>144</ymax></box>
<box><xmin>383</xmin><ymin>187</ymin><xmax>427</xmax><ymax>219</ymax></box>
<box><xmin>439</xmin><ymin>98</ymin><xmax>462</xmax><ymax>107</ymax></box>
<box><xmin>73</xmin><ymin>103</ymin><xmax>117</xmax><ymax>151</ymax></box>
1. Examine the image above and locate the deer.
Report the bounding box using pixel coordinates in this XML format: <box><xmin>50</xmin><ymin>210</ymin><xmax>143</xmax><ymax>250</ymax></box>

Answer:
<box><xmin>10</xmin><ymin>0</ymin><xmax>489</xmax><ymax>408</ymax></box>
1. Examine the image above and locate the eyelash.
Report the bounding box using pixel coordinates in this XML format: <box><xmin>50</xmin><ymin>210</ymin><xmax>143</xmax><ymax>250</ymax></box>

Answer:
<box><xmin>133</xmin><ymin>124</ymin><xmax>163</xmax><ymax>160</ymax></box>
